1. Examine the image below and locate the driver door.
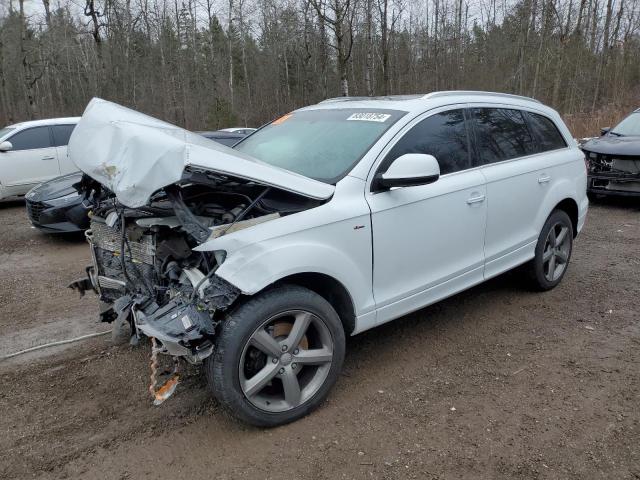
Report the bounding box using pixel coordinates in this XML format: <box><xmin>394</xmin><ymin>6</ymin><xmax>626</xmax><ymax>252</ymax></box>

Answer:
<box><xmin>366</xmin><ymin>108</ymin><xmax>487</xmax><ymax>325</ymax></box>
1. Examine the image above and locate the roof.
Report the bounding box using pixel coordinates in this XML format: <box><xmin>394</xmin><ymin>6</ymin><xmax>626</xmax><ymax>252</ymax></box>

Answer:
<box><xmin>305</xmin><ymin>91</ymin><xmax>545</xmax><ymax>114</ymax></box>
<box><xmin>7</xmin><ymin>117</ymin><xmax>81</xmax><ymax>129</ymax></box>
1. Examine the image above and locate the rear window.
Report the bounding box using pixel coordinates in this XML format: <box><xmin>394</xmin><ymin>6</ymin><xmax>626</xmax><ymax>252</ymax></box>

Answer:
<box><xmin>52</xmin><ymin>124</ymin><xmax>76</xmax><ymax>147</ymax></box>
<box><xmin>8</xmin><ymin>126</ymin><xmax>52</xmax><ymax>150</ymax></box>
<box><xmin>524</xmin><ymin>112</ymin><xmax>567</xmax><ymax>151</ymax></box>
<box><xmin>471</xmin><ymin>108</ymin><xmax>537</xmax><ymax>164</ymax></box>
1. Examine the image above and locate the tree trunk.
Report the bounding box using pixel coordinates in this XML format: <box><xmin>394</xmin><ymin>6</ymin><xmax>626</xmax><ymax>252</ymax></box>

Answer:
<box><xmin>228</xmin><ymin>0</ymin><xmax>234</xmax><ymax>111</ymax></box>
<box><xmin>591</xmin><ymin>0</ymin><xmax>614</xmax><ymax>111</ymax></box>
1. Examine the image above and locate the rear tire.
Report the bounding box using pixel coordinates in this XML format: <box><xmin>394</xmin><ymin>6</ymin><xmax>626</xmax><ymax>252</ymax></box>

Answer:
<box><xmin>205</xmin><ymin>284</ymin><xmax>345</xmax><ymax>427</ymax></box>
<box><xmin>526</xmin><ymin>209</ymin><xmax>574</xmax><ymax>291</ymax></box>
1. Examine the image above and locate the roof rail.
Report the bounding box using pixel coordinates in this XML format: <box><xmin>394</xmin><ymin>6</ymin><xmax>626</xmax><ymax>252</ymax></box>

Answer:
<box><xmin>319</xmin><ymin>96</ymin><xmax>371</xmax><ymax>103</ymax></box>
<box><xmin>320</xmin><ymin>94</ymin><xmax>424</xmax><ymax>104</ymax></box>
<box><xmin>423</xmin><ymin>90</ymin><xmax>541</xmax><ymax>104</ymax></box>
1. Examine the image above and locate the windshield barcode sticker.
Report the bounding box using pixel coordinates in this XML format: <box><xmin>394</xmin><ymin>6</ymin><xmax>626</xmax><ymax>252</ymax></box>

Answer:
<box><xmin>347</xmin><ymin>113</ymin><xmax>391</xmax><ymax>122</ymax></box>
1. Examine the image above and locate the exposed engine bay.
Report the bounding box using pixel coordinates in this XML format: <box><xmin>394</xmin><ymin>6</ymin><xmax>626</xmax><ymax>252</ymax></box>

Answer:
<box><xmin>70</xmin><ymin>168</ymin><xmax>321</xmax><ymax>371</ymax></box>
<box><xmin>65</xmin><ymin>97</ymin><xmax>336</xmax><ymax>405</ymax></box>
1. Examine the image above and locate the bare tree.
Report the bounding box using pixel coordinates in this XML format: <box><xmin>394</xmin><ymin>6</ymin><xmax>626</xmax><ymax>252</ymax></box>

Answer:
<box><xmin>310</xmin><ymin>0</ymin><xmax>357</xmax><ymax>96</ymax></box>
<box><xmin>0</xmin><ymin>0</ymin><xmax>638</xmax><ymax>130</ymax></box>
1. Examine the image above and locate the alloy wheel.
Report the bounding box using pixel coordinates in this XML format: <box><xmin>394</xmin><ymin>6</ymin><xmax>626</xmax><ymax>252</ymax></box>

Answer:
<box><xmin>239</xmin><ymin>310</ymin><xmax>334</xmax><ymax>413</ymax></box>
<box><xmin>542</xmin><ymin>221</ymin><xmax>571</xmax><ymax>282</ymax></box>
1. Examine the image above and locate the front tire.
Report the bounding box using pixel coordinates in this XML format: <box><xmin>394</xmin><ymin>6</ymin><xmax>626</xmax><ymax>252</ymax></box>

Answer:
<box><xmin>526</xmin><ymin>209</ymin><xmax>574</xmax><ymax>291</ymax></box>
<box><xmin>205</xmin><ymin>285</ymin><xmax>345</xmax><ymax>427</ymax></box>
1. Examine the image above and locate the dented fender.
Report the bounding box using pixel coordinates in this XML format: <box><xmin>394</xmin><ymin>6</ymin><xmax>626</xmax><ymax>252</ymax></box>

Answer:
<box><xmin>193</xmin><ymin>176</ymin><xmax>376</xmax><ymax>317</ymax></box>
<box><xmin>215</xmin><ymin>241</ymin><xmax>374</xmax><ymax>317</ymax></box>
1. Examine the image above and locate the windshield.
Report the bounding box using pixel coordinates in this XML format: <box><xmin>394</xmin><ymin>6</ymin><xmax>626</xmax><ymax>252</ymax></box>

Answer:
<box><xmin>611</xmin><ymin>112</ymin><xmax>640</xmax><ymax>136</ymax></box>
<box><xmin>0</xmin><ymin>127</ymin><xmax>15</xmax><ymax>139</ymax></box>
<box><xmin>235</xmin><ymin>108</ymin><xmax>406</xmax><ymax>183</ymax></box>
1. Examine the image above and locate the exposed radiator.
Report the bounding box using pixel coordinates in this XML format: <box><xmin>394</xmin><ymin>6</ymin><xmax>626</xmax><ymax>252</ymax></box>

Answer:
<box><xmin>88</xmin><ymin>219</ymin><xmax>156</xmax><ymax>301</ymax></box>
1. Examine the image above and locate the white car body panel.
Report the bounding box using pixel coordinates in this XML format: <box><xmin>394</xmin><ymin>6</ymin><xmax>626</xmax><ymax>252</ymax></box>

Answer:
<box><xmin>1</xmin><ymin>146</ymin><xmax>60</xmax><ymax>192</ymax></box>
<box><xmin>68</xmin><ymin>99</ymin><xmax>334</xmax><ymax>208</ymax></box>
<box><xmin>367</xmin><ymin>169</ymin><xmax>487</xmax><ymax>325</ymax></box>
<box><xmin>195</xmin><ymin>176</ymin><xmax>377</xmax><ymax>329</ymax></box>
<box><xmin>482</xmin><ymin>149</ymin><xmax>587</xmax><ymax>279</ymax></box>
<box><xmin>362</xmin><ymin>105</ymin><xmax>487</xmax><ymax>324</ymax></box>
<box><xmin>76</xmin><ymin>92</ymin><xmax>588</xmax><ymax>336</ymax></box>
<box><xmin>0</xmin><ymin>117</ymin><xmax>80</xmax><ymax>199</ymax></box>
<box><xmin>204</xmin><ymin>94</ymin><xmax>586</xmax><ymax>335</ymax></box>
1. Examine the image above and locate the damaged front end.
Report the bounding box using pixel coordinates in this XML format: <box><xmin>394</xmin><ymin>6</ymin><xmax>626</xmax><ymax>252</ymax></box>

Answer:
<box><xmin>70</xmin><ymin>169</ymin><xmax>318</xmax><ymax>364</ymax></box>
<box><xmin>69</xmin><ymin>170</ymin><xmax>321</xmax><ymax>402</ymax></box>
<box><xmin>67</xmin><ymin>98</ymin><xmax>333</xmax><ymax>404</ymax></box>
<box><xmin>585</xmin><ymin>152</ymin><xmax>640</xmax><ymax>196</ymax></box>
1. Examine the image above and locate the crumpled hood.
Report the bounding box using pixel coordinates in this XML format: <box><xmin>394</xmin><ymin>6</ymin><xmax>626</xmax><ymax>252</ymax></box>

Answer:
<box><xmin>68</xmin><ymin>98</ymin><xmax>335</xmax><ymax>208</ymax></box>
<box><xmin>582</xmin><ymin>135</ymin><xmax>640</xmax><ymax>156</ymax></box>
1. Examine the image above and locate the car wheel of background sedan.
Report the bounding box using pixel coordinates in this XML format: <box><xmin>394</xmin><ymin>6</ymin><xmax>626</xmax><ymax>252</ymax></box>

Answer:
<box><xmin>205</xmin><ymin>284</ymin><xmax>345</xmax><ymax>427</ymax></box>
<box><xmin>527</xmin><ymin>209</ymin><xmax>574</xmax><ymax>291</ymax></box>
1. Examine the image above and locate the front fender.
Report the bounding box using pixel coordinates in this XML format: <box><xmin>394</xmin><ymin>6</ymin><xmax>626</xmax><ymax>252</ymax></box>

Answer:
<box><xmin>215</xmin><ymin>240</ymin><xmax>375</xmax><ymax>317</ymax></box>
<box><xmin>194</xmin><ymin>175</ymin><xmax>375</xmax><ymax>316</ymax></box>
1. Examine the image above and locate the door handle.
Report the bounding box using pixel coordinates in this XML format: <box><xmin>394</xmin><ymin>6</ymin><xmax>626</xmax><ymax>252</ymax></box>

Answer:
<box><xmin>466</xmin><ymin>193</ymin><xmax>486</xmax><ymax>204</ymax></box>
<box><xmin>538</xmin><ymin>174</ymin><xmax>551</xmax><ymax>184</ymax></box>
<box><xmin>41</xmin><ymin>156</ymin><xmax>56</xmax><ymax>161</ymax></box>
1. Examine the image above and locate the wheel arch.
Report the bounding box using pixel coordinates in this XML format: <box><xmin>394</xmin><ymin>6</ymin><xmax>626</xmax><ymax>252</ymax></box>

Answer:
<box><xmin>553</xmin><ymin>197</ymin><xmax>579</xmax><ymax>237</ymax></box>
<box><xmin>269</xmin><ymin>272</ymin><xmax>357</xmax><ymax>336</ymax></box>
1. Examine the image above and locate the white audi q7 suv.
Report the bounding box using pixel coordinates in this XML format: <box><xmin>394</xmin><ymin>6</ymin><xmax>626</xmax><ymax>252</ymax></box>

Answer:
<box><xmin>69</xmin><ymin>93</ymin><xmax>588</xmax><ymax>426</ymax></box>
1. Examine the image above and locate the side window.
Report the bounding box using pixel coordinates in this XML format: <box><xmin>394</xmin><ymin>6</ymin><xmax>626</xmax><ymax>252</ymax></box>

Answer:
<box><xmin>471</xmin><ymin>108</ymin><xmax>536</xmax><ymax>164</ymax></box>
<box><xmin>52</xmin><ymin>124</ymin><xmax>76</xmax><ymax>147</ymax></box>
<box><xmin>8</xmin><ymin>126</ymin><xmax>52</xmax><ymax>151</ymax></box>
<box><xmin>524</xmin><ymin>112</ymin><xmax>567</xmax><ymax>152</ymax></box>
<box><xmin>383</xmin><ymin>109</ymin><xmax>470</xmax><ymax>175</ymax></box>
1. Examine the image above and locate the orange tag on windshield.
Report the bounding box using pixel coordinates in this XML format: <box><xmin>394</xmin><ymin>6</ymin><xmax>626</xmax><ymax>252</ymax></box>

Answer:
<box><xmin>272</xmin><ymin>113</ymin><xmax>292</xmax><ymax>125</ymax></box>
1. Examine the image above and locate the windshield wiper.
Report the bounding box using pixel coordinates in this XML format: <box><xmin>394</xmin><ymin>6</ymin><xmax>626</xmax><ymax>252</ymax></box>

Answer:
<box><xmin>608</xmin><ymin>131</ymin><xmax>624</xmax><ymax>137</ymax></box>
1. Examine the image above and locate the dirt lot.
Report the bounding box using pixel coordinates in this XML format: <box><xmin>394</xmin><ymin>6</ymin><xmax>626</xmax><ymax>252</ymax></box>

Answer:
<box><xmin>0</xmin><ymin>197</ymin><xmax>639</xmax><ymax>480</ymax></box>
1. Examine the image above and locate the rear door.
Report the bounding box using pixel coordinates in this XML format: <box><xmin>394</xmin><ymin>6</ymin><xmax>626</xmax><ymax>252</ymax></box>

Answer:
<box><xmin>469</xmin><ymin>106</ymin><xmax>564</xmax><ymax>278</ymax></box>
<box><xmin>367</xmin><ymin>108</ymin><xmax>488</xmax><ymax>325</ymax></box>
<box><xmin>0</xmin><ymin>126</ymin><xmax>59</xmax><ymax>195</ymax></box>
<box><xmin>51</xmin><ymin>124</ymin><xmax>78</xmax><ymax>174</ymax></box>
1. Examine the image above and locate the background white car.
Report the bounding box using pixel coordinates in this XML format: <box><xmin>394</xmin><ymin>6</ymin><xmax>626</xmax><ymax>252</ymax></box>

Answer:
<box><xmin>0</xmin><ymin>117</ymin><xmax>80</xmax><ymax>199</ymax></box>
<box><xmin>218</xmin><ymin>127</ymin><xmax>257</xmax><ymax>135</ymax></box>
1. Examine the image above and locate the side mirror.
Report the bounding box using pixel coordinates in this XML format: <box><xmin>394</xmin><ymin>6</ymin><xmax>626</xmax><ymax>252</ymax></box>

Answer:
<box><xmin>600</xmin><ymin>127</ymin><xmax>610</xmax><ymax>136</ymax></box>
<box><xmin>374</xmin><ymin>153</ymin><xmax>440</xmax><ymax>190</ymax></box>
<box><xmin>0</xmin><ymin>141</ymin><xmax>12</xmax><ymax>152</ymax></box>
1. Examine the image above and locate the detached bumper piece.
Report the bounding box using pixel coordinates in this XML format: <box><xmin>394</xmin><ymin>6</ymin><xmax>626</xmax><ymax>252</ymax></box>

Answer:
<box><xmin>135</xmin><ymin>296</ymin><xmax>216</xmax><ymax>361</ymax></box>
<box><xmin>68</xmin><ymin>267</ymin><xmax>98</xmax><ymax>297</ymax></box>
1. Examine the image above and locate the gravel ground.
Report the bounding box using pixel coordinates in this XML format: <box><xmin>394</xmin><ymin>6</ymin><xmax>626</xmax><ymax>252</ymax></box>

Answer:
<box><xmin>0</xmin><ymin>197</ymin><xmax>639</xmax><ymax>480</ymax></box>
